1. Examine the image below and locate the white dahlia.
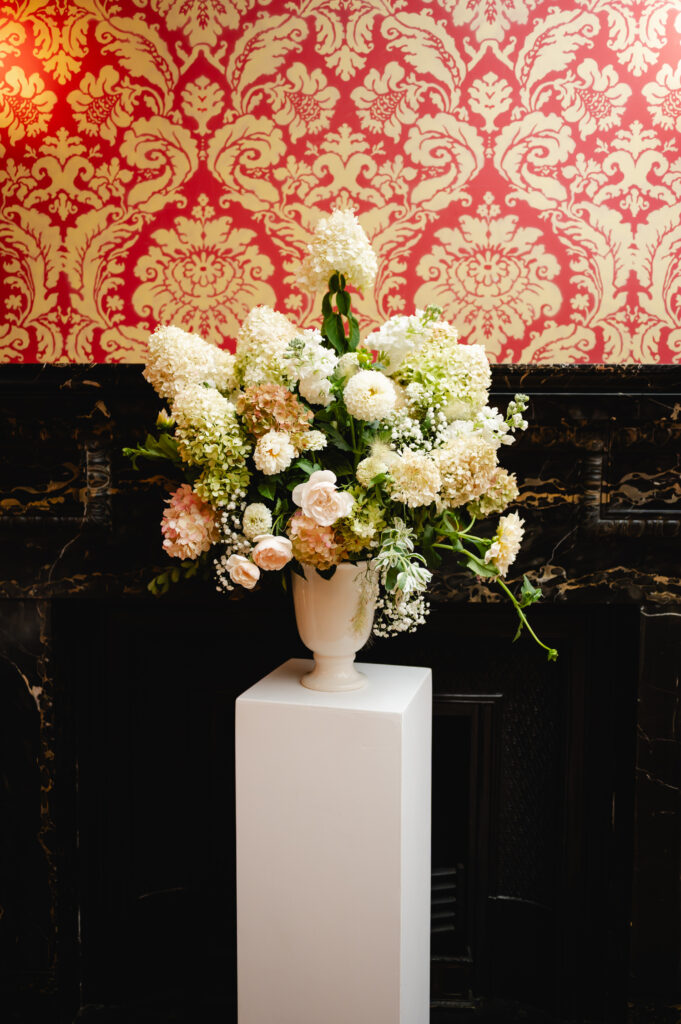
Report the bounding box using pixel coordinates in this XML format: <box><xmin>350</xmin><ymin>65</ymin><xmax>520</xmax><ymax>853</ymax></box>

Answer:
<box><xmin>343</xmin><ymin>369</ymin><xmax>396</xmax><ymax>421</ymax></box>
<box><xmin>484</xmin><ymin>512</ymin><xmax>525</xmax><ymax>576</ymax></box>
<box><xmin>253</xmin><ymin>430</ymin><xmax>296</xmax><ymax>475</ymax></box>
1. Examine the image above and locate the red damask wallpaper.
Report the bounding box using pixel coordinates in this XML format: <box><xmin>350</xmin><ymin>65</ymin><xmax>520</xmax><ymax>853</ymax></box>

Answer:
<box><xmin>1</xmin><ymin>0</ymin><xmax>681</xmax><ymax>363</ymax></box>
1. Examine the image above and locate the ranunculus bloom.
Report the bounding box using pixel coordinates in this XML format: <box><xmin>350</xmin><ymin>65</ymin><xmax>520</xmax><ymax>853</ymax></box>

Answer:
<box><xmin>251</xmin><ymin>534</ymin><xmax>293</xmax><ymax>571</ymax></box>
<box><xmin>292</xmin><ymin>469</ymin><xmax>354</xmax><ymax>526</ymax></box>
<box><xmin>225</xmin><ymin>554</ymin><xmax>260</xmax><ymax>589</ymax></box>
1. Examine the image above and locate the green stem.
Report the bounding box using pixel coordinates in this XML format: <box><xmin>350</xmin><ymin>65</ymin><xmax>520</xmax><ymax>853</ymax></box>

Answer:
<box><xmin>496</xmin><ymin>576</ymin><xmax>558</xmax><ymax>661</ymax></box>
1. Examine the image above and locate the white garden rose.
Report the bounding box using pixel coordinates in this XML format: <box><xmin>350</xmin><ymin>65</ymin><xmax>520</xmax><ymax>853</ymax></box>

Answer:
<box><xmin>292</xmin><ymin>469</ymin><xmax>354</xmax><ymax>526</ymax></box>
<box><xmin>254</xmin><ymin>430</ymin><xmax>296</xmax><ymax>475</ymax></box>
<box><xmin>224</xmin><ymin>554</ymin><xmax>260</xmax><ymax>589</ymax></box>
<box><xmin>251</xmin><ymin>534</ymin><xmax>293</xmax><ymax>571</ymax></box>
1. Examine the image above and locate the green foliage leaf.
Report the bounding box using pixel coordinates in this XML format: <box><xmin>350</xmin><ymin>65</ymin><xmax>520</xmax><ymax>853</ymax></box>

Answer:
<box><xmin>347</xmin><ymin>312</ymin><xmax>360</xmax><ymax>351</ymax></box>
<box><xmin>519</xmin><ymin>575</ymin><xmax>542</xmax><ymax>608</ymax></box>
<box><xmin>329</xmin><ymin>273</ymin><xmax>340</xmax><ymax>293</ymax></box>
<box><xmin>336</xmin><ymin>290</ymin><xmax>350</xmax><ymax>316</ymax></box>
<box><xmin>462</xmin><ymin>554</ymin><xmax>498</xmax><ymax>578</ymax></box>
<box><xmin>316</xmin><ymin>565</ymin><xmax>337</xmax><ymax>580</ymax></box>
<box><xmin>323</xmin><ymin>313</ymin><xmax>344</xmax><ymax>354</ymax></box>
<box><xmin>421</xmin><ymin>525</ymin><xmax>442</xmax><ymax>570</ymax></box>
<box><xmin>257</xmin><ymin>479</ymin><xmax>277</xmax><ymax>501</ymax></box>
<box><xmin>385</xmin><ymin>565</ymin><xmax>399</xmax><ymax>592</ymax></box>
<box><xmin>320</xmin><ymin>421</ymin><xmax>352</xmax><ymax>452</ymax></box>
<box><xmin>123</xmin><ymin>432</ymin><xmax>181</xmax><ymax>470</ymax></box>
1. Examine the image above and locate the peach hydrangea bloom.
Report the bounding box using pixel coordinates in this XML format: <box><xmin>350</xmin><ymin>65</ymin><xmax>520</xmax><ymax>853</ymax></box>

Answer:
<box><xmin>161</xmin><ymin>484</ymin><xmax>219</xmax><ymax>559</ymax></box>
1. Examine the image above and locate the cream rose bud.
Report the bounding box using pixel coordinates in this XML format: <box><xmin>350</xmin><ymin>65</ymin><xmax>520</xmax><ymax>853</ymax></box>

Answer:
<box><xmin>225</xmin><ymin>554</ymin><xmax>260</xmax><ymax>589</ymax></box>
<box><xmin>292</xmin><ymin>469</ymin><xmax>354</xmax><ymax>527</ymax></box>
<box><xmin>251</xmin><ymin>534</ymin><xmax>293</xmax><ymax>571</ymax></box>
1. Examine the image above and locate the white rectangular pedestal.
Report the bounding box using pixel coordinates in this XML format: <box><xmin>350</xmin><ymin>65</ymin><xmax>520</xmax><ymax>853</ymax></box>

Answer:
<box><xmin>235</xmin><ymin>658</ymin><xmax>432</xmax><ymax>1024</ymax></box>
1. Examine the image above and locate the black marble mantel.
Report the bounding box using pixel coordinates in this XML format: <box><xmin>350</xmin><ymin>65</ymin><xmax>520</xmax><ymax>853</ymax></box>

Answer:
<box><xmin>1</xmin><ymin>364</ymin><xmax>680</xmax><ymax>1024</ymax></box>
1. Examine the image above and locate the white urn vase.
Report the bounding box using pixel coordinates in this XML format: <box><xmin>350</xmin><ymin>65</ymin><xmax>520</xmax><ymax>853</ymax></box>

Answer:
<box><xmin>291</xmin><ymin>561</ymin><xmax>378</xmax><ymax>692</ymax></box>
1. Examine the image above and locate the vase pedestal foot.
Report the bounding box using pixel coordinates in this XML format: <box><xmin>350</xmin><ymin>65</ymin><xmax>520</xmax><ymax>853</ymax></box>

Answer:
<box><xmin>235</xmin><ymin>657</ymin><xmax>432</xmax><ymax>1024</ymax></box>
<box><xmin>300</xmin><ymin>652</ymin><xmax>367</xmax><ymax>691</ymax></box>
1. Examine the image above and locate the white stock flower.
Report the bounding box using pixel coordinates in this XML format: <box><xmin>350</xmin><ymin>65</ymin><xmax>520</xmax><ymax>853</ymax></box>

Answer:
<box><xmin>484</xmin><ymin>512</ymin><xmax>525</xmax><ymax>576</ymax></box>
<box><xmin>343</xmin><ymin>369</ymin><xmax>396</xmax><ymax>421</ymax></box>
<box><xmin>144</xmin><ymin>324</ymin><xmax>236</xmax><ymax>403</ymax></box>
<box><xmin>298</xmin><ymin>208</ymin><xmax>378</xmax><ymax>293</ymax></box>
<box><xmin>337</xmin><ymin>352</ymin><xmax>360</xmax><ymax>380</ymax></box>
<box><xmin>254</xmin><ymin>430</ymin><xmax>296</xmax><ymax>475</ymax></box>
<box><xmin>299</xmin><ymin>373</ymin><xmax>333</xmax><ymax>407</ymax></box>
<box><xmin>292</xmin><ymin>469</ymin><xmax>354</xmax><ymax>526</ymax></box>
<box><xmin>362</xmin><ymin>312</ymin><xmax>429</xmax><ymax>374</ymax></box>
<box><xmin>242</xmin><ymin>502</ymin><xmax>273</xmax><ymax>541</ymax></box>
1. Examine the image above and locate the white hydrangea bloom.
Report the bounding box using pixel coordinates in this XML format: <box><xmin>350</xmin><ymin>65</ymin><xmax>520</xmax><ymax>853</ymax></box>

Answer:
<box><xmin>242</xmin><ymin>502</ymin><xmax>273</xmax><ymax>541</ymax></box>
<box><xmin>396</xmin><ymin>340</ymin><xmax>491</xmax><ymax>421</ymax></box>
<box><xmin>484</xmin><ymin>512</ymin><xmax>525</xmax><ymax>576</ymax></box>
<box><xmin>144</xmin><ymin>324</ymin><xmax>236</xmax><ymax>403</ymax></box>
<box><xmin>254</xmin><ymin>430</ymin><xmax>296</xmax><ymax>475</ymax></box>
<box><xmin>387</xmin><ymin>450</ymin><xmax>441</xmax><ymax>508</ymax></box>
<box><xmin>434</xmin><ymin>435</ymin><xmax>498</xmax><ymax>508</ymax></box>
<box><xmin>298</xmin><ymin>208</ymin><xmax>378</xmax><ymax>293</ymax></box>
<box><xmin>235</xmin><ymin>306</ymin><xmax>299</xmax><ymax>387</ymax></box>
<box><xmin>343</xmin><ymin>369</ymin><xmax>396</xmax><ymax>421</ymax></box>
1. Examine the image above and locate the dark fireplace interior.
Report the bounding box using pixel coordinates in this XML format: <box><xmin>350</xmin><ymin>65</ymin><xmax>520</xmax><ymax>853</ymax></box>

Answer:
<box><xmin>1</xmin><ymin>364</ymin><xmax>680</xmax><ymax>1023</ymax></box>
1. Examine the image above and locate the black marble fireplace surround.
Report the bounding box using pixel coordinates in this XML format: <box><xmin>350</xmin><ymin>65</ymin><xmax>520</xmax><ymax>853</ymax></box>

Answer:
<box><xmin>0</xmin><ymin>364</ymin><xmax>680</xmax><ymax>1024</ymax></box>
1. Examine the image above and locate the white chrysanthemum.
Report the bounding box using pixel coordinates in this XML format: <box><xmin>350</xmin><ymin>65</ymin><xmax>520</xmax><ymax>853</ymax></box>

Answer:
<box><xmin>298</xmin><ymin>208</ymin><xmax>378</xmax><ymax>293</ymax></box>
<box><xmin>301</xmin><ymin>429</ymin><xmax>327</xmax><ymax>452</ymax></box>
<box><xmin>144</xmin><ymin>324</ymin><xmax>236</xmax><ymax>403</ymax></box>
<box><xmin>434</xmin><ymin>435</ymin><xmax>498</xmax><ymax>508</ymax></box>
<box><xmin>343</xmin><ymin>369</ymin><xmax>396</xmax><ymax>421</ymax></box>
<box><xmin>388</xmin><ymin>450</ymin><xmax>441</xmax><ymax>508</ymax></box>
<box><xmin>242</xmin><ymin>502</ymin><xmax>273</xmax><ymax>541</ymax></box>
<box><xmin>484</xmin><ymin>512</ymin><xmax>525</xmax><ymax>576</ymax></box>
<box><xmin>299</xmin><ymin>373</ymin><xmax>333</xmax><ymax>407</ymax></box>
<box><xmin>356</xmin><ymin>454</ymin><xmax>390</xmax><ymax>488</ymax></box>
<box><xmin>235</xmin><ymin>306</ymin><xmax>299</xmax><ymax>387</ymax></box>
<box><xmin>254</xmin><ymin>430</ymin><xmax>296</xmax><ymax>475</ymax></box>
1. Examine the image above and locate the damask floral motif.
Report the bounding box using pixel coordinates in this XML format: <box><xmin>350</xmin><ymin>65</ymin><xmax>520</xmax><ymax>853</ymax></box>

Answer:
<box><xmin>351</xmin><ymin>62</ymin><xmax>421</xmax><ymax>141</ymax></box>
<box><xmin>67</xmin><ymin>66</ymin><xmax>136</xmax><ymax>144</ymax></box>
<box><xmin>415</xmin><ymin>195</ymin><xmax>562</xmax><ymax>357</ymax></box>
<box><xmin>133</xmin><ymin>196</ymin><xmax>276</xmax><ymax>340</ymax></box>
<box><xmin>444</xmin><ymin>0</ymin><xmax>537</xmax><ymax>42</ymax></box>
<box><xmin>0</xmin><ymin>68</ymin><xmax>57</xmax><ymax>144</ymax></box>
<box><xmin>1</xmin><ymin>0</ymin><xmax>681</xmax><ymax>362</ymax></box>
<box><xmin>557</xmin><ymin>59</ymin><xmax>631</xmax><ymax>136</ymax></box>
<box><xmin>152</xmin><ymin>0</ymin><xmax>259</xmax><ymax>48</ymax></box>
<box><xmin>643</xmin><ymin>62</ymin><xmax>681</xmax><ymax>132</ymax></box>
<box><xmin>272</xmin><ymin>64</ymin><xmax>339</xmax><ymax>143</ymax></box>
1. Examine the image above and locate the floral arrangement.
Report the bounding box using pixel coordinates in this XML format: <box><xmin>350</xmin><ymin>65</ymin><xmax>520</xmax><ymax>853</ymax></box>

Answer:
<box><xmin>125</xmin><ymin>208</ymin><xmax>557</xmax><ymax>660</ymax></box>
